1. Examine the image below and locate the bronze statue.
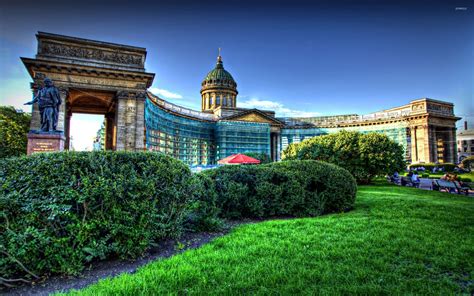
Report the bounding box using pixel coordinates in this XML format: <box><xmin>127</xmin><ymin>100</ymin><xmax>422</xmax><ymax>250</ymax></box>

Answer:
<box><xmin>25</xmin><ymin>78</ymin><xmax>62</xmax><ymax>132</ymax></box>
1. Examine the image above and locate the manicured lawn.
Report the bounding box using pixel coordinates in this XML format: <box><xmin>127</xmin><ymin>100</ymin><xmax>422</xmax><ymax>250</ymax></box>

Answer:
<box><xmin>65</xmin><ymin>184</ymin><xmax>474</xmax><ymax>295</ymax></box>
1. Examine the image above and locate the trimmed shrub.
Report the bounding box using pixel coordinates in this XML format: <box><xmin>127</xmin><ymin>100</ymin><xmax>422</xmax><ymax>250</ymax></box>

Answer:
<box><xmin>461</xmin><ymin>156</ymin><xmax>474</xmax><ymax>170</ymax></box>
<box><xmin>408</xmin><ymin>163</ymin><xmax>436</xmax><ymax>171</ymax></box>
<box><xmin>186</xmin><ymin>173</ymin><xmax>223</xmax><ymax>231</ymax></box>
<box><xmin>0</xmin><ymin>151</ymin><xmax>194</xmax><ymax>283</ymax></box>
<box><xmin>203</xmin><ymin>160</ymin><xmax>357</xmax><ymax>219</ymax></box>
<box><xmin>282</xmin><ymin>130</ymin><xmax>406</xmax><ymax>184</ymax></box>
<box><xmin>409</xmin><ymin>163</ymin><xmax>456</xmax><ymax>172</ymax></box>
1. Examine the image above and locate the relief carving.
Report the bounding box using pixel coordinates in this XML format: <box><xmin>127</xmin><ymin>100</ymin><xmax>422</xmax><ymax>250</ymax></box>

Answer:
<box><xmin>233</xmin><ymin>113</ymin><xmax>273</xmax><ymax>124</ymax></box>
<box><xmin>41</xmin><ymin>42</ymin><xmax>143</xmax><ymax>66</ymax></box>
<box><xmin>427</xmin><ymin>103</ymin><xmax>453</xmax><ymax>116</ymax></box>
<box><xmin>411</xmin><ymin>103</ymin><xmax>425</xmax><ymax>111</ymax></box>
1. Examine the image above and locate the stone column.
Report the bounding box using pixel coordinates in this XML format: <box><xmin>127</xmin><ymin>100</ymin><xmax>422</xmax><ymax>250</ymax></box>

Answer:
<box><xmin>135</xmin><ymin>92</ymin><xmax>146</xmax><ymax>151</ymax></box>
<box><xmin>56</xmin><ymin>87</ymin><xmax>68</xmax><ymax>132</ymax></box>
<box><xmin>429</xmin><ymin>126</ymin><xmax>437</xmax><ymax>162</ymax></box>
<box><xmin>116</xmin><ymin>91</ymin><xmax>134</xmax><ymax>151</ymax></box>
<box><xmin>446</xmin><ymin>127</ymin><xmax>456</xmax><ymax>163</ymax></box>
<box><xmin>64</xmin><ymin>109</ymin><xmax>72</xmax><ymax>150</ymax></box>
<box><xmin>115</xmin><ymin>91</ymin><xmax>145</xmax><ymax>151</ymax></box>
<box><xmin>410</xmin><ymin>127</ymin><xmax>418</xmax><ymax>163</ymax></box>
<box><xmin>420</xmin><ymin>125</ymin><xmax>431</xmax><ymax>163</ymax></box>
<box><xmin>105</xmin><ymin>113</ymin><xmax>115</xmax><ymax>150</ymax></box>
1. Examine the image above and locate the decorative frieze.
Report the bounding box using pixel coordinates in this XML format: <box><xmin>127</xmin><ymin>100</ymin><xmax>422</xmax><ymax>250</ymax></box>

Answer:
<box><xmin>427</xmin><ymin>102</ymin><xmax>453</xmax><ymax>116</ymax></box>
<box><xmin>39</xmin><ymin>41</ymin><xmax>144</xmax><ymax>67</ymax></box>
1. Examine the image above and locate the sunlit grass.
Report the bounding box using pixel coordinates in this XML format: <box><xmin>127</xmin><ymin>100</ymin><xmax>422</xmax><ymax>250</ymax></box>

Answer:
<box><xmin>65</xmin><ymin>184</ymin><xmax>474</xmax><ymax>295</ymax></box>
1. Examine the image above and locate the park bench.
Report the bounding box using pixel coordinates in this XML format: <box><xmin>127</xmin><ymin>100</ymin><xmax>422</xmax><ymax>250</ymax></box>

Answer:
<box><xmin>401</xmin><ymin>176</ymin><xmax>420</xmax><ymax>188</ymax></box>
<box><xmin>454</xmin><ymin>181</ymin><xmax>471</xmax><ymax>196</ymax></box>
<box><xmin>386</xmin><ymin>175</ymin><xmax>400</xmax><ymax>185</ymax></box>
<box><xmin>432</xmin><ymin>179</ymin><xmax>470</xmax><ymax>195</ymax></box>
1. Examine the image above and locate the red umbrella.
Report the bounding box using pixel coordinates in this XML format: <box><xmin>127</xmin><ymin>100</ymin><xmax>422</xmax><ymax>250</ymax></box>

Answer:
<box><xmin>218</xmin><ymin>153</ymin><xmax>261</xmax><ymax>165</ymax></box>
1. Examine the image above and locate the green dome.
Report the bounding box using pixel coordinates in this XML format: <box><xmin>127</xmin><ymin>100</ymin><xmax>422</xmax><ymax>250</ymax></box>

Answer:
<box><xmin>202</xmin><ymin>56</ymin><xmax>236</xmax><ymax>88</ymax></box>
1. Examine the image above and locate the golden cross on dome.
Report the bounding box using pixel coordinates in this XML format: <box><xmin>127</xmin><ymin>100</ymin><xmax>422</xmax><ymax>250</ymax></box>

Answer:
<box><xmin>218</xmin><ymin>47</ymin><xmax>221</xmax><ymax>56</ymax></box>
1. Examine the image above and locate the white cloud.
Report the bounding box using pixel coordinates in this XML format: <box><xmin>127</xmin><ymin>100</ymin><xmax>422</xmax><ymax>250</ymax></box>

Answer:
<box><xmin>238</xmin><ymin>98</ymin><xmax>320</xmax><ymax>117</ymax></box>
<box><xmin>149</xmin><ymin>87</ymin><xmax>183</xmax><ymax>99</ymax></box>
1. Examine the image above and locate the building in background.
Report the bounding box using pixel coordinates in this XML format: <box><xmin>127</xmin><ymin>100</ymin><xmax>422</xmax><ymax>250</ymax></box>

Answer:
<box><xmin>145</xmin><ymin>53</ymin><xmax>460</xmax><ymax>165</ymax></box>
<box><xmin>457</xmin><ymin>121</ymin><xmax>474</xmax><ymax>162</ymax></box>
<box><xmin>22</xmin><ymin>32</ymin><xmax>460</xmax><ymax>164</ymax></box>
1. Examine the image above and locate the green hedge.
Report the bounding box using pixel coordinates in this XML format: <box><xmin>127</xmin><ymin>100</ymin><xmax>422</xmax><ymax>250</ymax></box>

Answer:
<box><xmin>409</xmin><ymin>163</ymin><xmax>456</xmax><ymax>172</ymax></box>
<box><xmin>461</xmin><ymin>156</ymin><xmax>474</xmax><ymax>170</ymax></box>
<box><xmin>185</xmin><ymin>173</ymin><xmax>222</xmax><ymax>231</ymax></box>
<box><xmin>282</xmin><ymin>131</ymin><xmax>406</xmax><ymax>184</ymax></box>
<box><xmin>0</xmin><ymin>151</ymin><xmax>194</xmax><ymax>282</ymax></box>
<box><xmin>203</xmin><ymin>160</ymin><xmax>357</xmax><ymax>219</ymax></box>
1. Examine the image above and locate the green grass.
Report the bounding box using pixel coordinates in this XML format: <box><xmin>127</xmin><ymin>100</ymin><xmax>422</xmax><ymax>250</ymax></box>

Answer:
<box><xmin>65</xmin><ymin>185</ymin><xmax>474</xmax><ymax>295</ymax></box>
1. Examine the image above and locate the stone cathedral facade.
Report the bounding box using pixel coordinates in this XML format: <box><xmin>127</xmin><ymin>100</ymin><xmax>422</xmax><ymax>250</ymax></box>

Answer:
<box><xmin>23</xmin><ymin>32</ymin><xmax>460</xmax><ymax>164</ymax></box>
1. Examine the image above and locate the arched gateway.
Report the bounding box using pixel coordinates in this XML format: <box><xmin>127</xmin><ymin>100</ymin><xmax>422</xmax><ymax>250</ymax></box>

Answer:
<box><xmin>23</xmin><ymin>32</ymin><xmax>460</xmax><ymax>164</ymax></box>
<box><xmin>23</xmin><ymin>32</ymin><xmax>154</xmax><ymax>152</ymax></box>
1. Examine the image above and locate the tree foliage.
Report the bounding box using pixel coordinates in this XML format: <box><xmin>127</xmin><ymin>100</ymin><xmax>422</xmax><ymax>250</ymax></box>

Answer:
<box><xmin>0</xmin><ymin>106</ymin><xmax>31</xmax><ymax>158</ymax></box>
<box><xmin>461</xmin><ymin>156</ymin><xmax>474</xmax><ymax>170</ymax></box>
<box><xmin>282</xmin><ymin>130</ymin><xmax>406</xmax><ymax>184</ymax></box>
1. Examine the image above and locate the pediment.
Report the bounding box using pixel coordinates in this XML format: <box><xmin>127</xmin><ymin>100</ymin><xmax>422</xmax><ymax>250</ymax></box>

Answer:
<box><xmin>222</xmin><ymin>109</ymin><xmax>284</xmax><ymax>126</ymax></box>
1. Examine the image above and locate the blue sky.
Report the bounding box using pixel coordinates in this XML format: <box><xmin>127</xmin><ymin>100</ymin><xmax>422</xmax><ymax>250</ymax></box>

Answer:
<box><xmin>0</xmin><ymin>0</ymin><xmax>472</xmax><ymax>149</ymax></box>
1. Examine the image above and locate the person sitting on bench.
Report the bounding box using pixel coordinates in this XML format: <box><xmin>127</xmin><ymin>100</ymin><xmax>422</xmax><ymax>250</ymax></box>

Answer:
<box><xmin>411</xmin><ymin>172</ymin><xmax>420</xmax><ymax>188</ymax></box>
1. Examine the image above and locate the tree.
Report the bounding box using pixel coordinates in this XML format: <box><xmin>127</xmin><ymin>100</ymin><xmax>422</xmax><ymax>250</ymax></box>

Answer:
<box><xmin>461</xmin><ymin>156</ymin><xmax>474</xmax><ymax>171</ymax></box>
<box><xmin>0</xmin><ymin>106</ymin><xmax>31</xmax><ymax>158</ymax></box>
<box><xmin>282</xmin><ymin>130</ymin><xmax>406</xmax><ymax>184</ymax></box>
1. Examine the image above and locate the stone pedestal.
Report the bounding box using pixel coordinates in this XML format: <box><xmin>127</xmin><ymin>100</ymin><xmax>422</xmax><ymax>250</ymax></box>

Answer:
<box><xmin>27</xmin><ymin>132</ymin><xmax>66</xmax><ymax>155</ymax></box>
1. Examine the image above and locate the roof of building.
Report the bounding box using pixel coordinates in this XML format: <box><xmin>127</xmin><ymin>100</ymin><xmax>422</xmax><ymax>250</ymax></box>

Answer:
<box><xmin>457</xmin><ymin>129</ymin><xmax>474</xmax><ymax>137</ymax></box>
<box><xmin>202</xmin><ymin>54</ymin><xmax>236</xmax><ymax>87</ymax></box>
<box><xmin>147</xmin><ymin>91</ymin><xmax>217</xmax><ymax>121</ymax></box>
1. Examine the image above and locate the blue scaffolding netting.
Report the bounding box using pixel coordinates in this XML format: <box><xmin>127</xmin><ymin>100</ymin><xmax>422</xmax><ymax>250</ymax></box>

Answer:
<box><xmin>145</xmin><ymin>99</ymin><xmax>216</xmax><ymax>165</ymax></box>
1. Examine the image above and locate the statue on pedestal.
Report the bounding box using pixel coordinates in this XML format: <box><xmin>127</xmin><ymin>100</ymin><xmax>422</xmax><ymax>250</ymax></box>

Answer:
<box><xmin>25</xmin><ymin>78</ymin><xmax>62</xmax><ymax>132</ymax></box>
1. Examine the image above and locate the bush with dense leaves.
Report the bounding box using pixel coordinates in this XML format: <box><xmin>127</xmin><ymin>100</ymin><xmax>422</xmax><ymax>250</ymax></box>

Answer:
<box><xmin>409</xmin><ymin>163</ymin><xmax>456</xmax><ymax>172</ymax></box>
<box><xmin>203</xmin><ymin>160</ymin><xmax>357</xmax><ymax>219</ymax></box>
<box><xmin>282</xmin><ymin>130</ymin><xmax>406</xmax><ymax>184</ymax></box>
<box><xmin>461</xmin><ymin>156</ymin><xmax>474</xmax><ymax>170</ymax></box>
<box><xmin>0</xmin><ymin>151</ymin><xmax>195</xmax><ymax>284</ymax></box>
<box><xmin>185</xmin><ymin>173</ymin><xmax>222</xmax><ymax>231</ymax></box>
<box><xmin>0</xmin><ymin>106</ymin><xmax>31</xmax><ymax>158</ymax></box>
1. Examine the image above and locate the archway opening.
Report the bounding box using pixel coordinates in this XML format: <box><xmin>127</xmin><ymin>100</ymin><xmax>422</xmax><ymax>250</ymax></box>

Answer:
<box><xmin>69</xmin><ymin>114</ymin><xmax>105</xmax><ymax>151</ymax></box>
<box><xmin>65</xmin><ymin>89</ymin><xmax>117</xmax><ymax>151</ymax></box>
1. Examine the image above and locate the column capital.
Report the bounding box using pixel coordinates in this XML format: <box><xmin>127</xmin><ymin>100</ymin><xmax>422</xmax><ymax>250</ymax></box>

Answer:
<box><xmin>116</xmin><ymin>90</ymin><xmax>147</xmax><ymax>101</ymax></box>
<box><xmin>116</xmin><ymin>90</ymin><xmax>130</xmax><ymax>99</ymax></box>
<box><xmin>57</xmin><ymin>87</ymin><xmax>69</xmax><ymax>97</ymax></box>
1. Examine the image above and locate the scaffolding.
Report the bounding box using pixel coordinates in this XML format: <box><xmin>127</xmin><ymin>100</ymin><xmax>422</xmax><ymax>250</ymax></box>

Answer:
<box><xmin>216</xmin><ymin>121</ymin><xmax>270</xmax><ymax>160</ymax></box>
<box><xmin>281</xmin><ymin>122</ymin><xmax>411</xmax><ymax>161</ymax></box>
<box><xmin>145</xmin><ymin>99</ymin><xmax>216</xmax><ymax>165</ymax></box>
<box><xmin>281</xmin><ymin>128</ymin><xmax>326</xmax><ymax>151</ymax></box>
